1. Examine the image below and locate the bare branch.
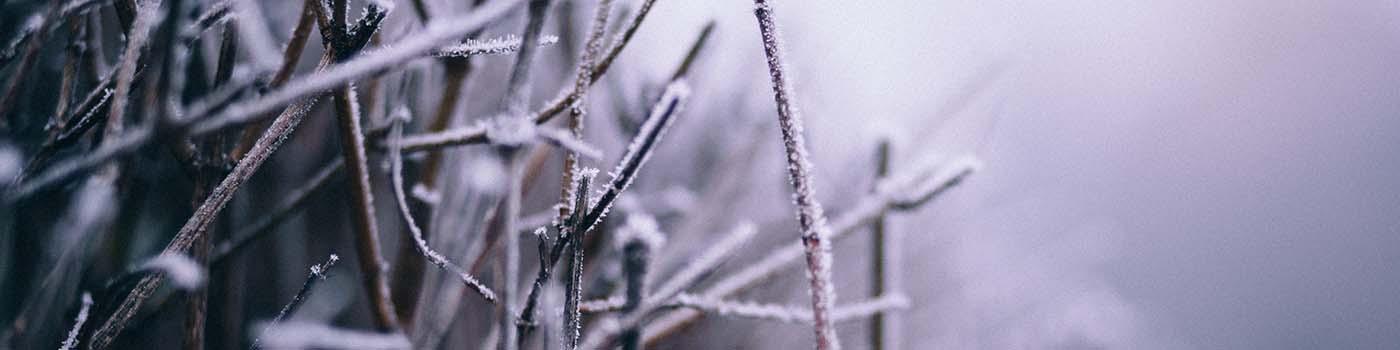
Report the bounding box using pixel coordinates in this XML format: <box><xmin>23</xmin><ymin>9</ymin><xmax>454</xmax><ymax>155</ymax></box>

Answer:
<box><xmin>211</xmin><ymin>158</ymin><xmax>344</xmax><ymax>265</ymax></box>
<box><xmin>253</xmin><ymin>254</ymin><xmax>341</xmax><ymax>350</ymax></box>
<box><xmin>642</xmin><ymin>154</ymin><xmax>979</xmax><ymax>345</ymax></box>
<box><xmin>670</xmin><ymin>294</ymin><xmax>910</xmax><ymax>325</ymax></box>
<box><xmin>580</xmin><ymin>223</ymin><xmax>757</xmax><ymax>349</ymax></box>
<box><xmin>433</xmin><ymin>35</ymin><xmax>559</xmax><ymax>58</ymax></box>
<box><xmin>57</xmin><ymin>292</ymin><xmax>93</xmax><ymax>350</ymax></box>
<box><xmin>750</xmin><ymin>1</ymin><xmax>840</xmax><ymax>347</ymax></box>
<box><xmin>384</xmin><ymin>0</ymin><xmax>665</xmax><ymax>153</ymax></box>
<box><xmin>188</xmin><ymin>0</ymin><xmax>527</xmax><ymax>136</ymax></box>
<box><xmin>516</xmin><ymin>81</ymin><xmax>689</xmax><ymax>344</ymax></box>
<box><xmin>387</xmin><ymin>113</ymin><xmax>497</xmax><ymax>303</ymax></box>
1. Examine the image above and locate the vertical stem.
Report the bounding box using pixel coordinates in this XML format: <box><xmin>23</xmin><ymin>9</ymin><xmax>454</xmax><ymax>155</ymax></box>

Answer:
<box><xmin>870</xmin><ymin>140</ymin><xmax>891</xmax><ymax>350</ymax></box>
<box><xmin>750</xmin><ymin>1</ymin><xmax>841</xmax><ymax>348</ymax></box>
<box><xmin>498</xmin><ymin>149</ymin><xmax>524</xmax><ymax>350</ymax></box>
<box><xmin>558</xmin><ymin>0</ymin><xmax>614</xmax><ymax>220</ymax></box>
<box><xmin>333</xmin><ymin>85</ymin><xmax>400</xmax><ymax>330</ymax></box>
<box><xmin>562</xmin><ymin>233</ymin><xmax>583</xmax><ymax>350</ymax></box>
<box><xmin>620</xmin><ymin>240</ymin><xmax>649</xmax><ymax>350</ymax></box>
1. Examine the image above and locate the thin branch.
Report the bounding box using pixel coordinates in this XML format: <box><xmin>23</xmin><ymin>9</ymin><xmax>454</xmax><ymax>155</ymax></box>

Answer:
<box><xmin>322</xmin><ymin>1</ymin><xmax>398</xmax><ymax>330</ymax></box>
<box><xmin>84</xmin><ymin>91</ymin><xmax>324</xmax><ymax>350</ymax></box>
<box><xmin>105</xmin><ymin>1</ymin><xmax>159</xmax><ymax>138</ymax></box>
<box><xmin>870</xmin><ymin>140</ymin><xmax>898</xmax><ymax>350</ymax></box>
<box><xmin>579</xmin><ymin>223</ymin><xmax>758</xmax><ymax>349</ymax></box>
<box><xmin>619</xmin><ymin>213</ymin><xmax>663</xmax><ymax>350</ymax></box>
<box><xmin>641</xmin><ymin>155</ymin><xmax>980</xmax><ymax>345</ymax></box>
<box><xmin>558</xmin><ymin>0</ymin><xmax>615</xmax><ymax>220</ymax></box>
<box><xmin>233</xmin><ymin>0</ymin><xmax>320</xmax><ymax>159</ymax></box>
<box><xmin>188</xmin><ymin>0</ymin><xmax>526</xmax><ymax>136</ymax></box>
<box><xmin>669</xmin><ymin>21</ymin><xmax>715</xmax><ymax>81</ymax></box>
<box><xmin>581</xmin><ymin>293</ymin><xmax>910</xmax><ymax>325</ymax></box>
<box><xmin>385</xmin><ymin>0</ymin><xmax>664</xmax><ymax>152</ymax></box>
<box><xmin>516</xmin><ymin>171</ymin><xmax>593</xmax><ymax>345</ymax></box>
<box><xmin>562</xmin><ymin>221</ymin><xmax>584</xmax><ymax>350</ymax></box>
<box><xmin>751</xmin><ymin>1</ymin><xmax>840</xmax><ymax>347</ymax></box>
<box><xmin>515</xmin><ymin>81</ymin><xmax>689</xmax><ymax>342</ymax></box>
<box><xmin>495</xmin><ymin>1</ymin><xmax>558</xmax><ymax>347</ymax></box>
<box><xmin>500</xmin><ymin>0</ymin><xmax>558</xmax><ymax>118</ymax></box>
<box><xmin>388</xmin><ymin>113</ymin><xmax>498</xmax><ymax>302</ymax></box>
<box><xmin>670</xmin><ymin>294</ymin><xmax>910</xmax><ymax>325</ymax></box>
<box><xmin>433</xmin><ymin>35</ymin><xmax>559</xmax><ymax>58</ymax></box>
<box><xmin>496</xmin><ymin>148</ymin><xmax>526</xmax><ymax>350</ymax></box>
<box><xmin>252</xmin><ymin>254</ymin><xmax>340</xmax><ymax>350</ymax></box>
<box><xmin>210</xmin><ymin>157</ymin><xmax>343</xmax><ymax>264</ymax></box>
<box><xmin>57</xmin><ymin>292</ymin><xmax>93</xmax><ymax>350</ymax></box>
<box><xmin>388</xmin><ymin>0</ymin><xmax>496</xmax><ymax>320</ymax></box>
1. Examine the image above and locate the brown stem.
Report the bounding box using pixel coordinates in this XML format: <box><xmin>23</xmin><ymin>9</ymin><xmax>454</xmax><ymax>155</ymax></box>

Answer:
<box><xmin>333</xmin><ymin>85</ymin><xmax>401</xmax><ymax>330</ymax></box>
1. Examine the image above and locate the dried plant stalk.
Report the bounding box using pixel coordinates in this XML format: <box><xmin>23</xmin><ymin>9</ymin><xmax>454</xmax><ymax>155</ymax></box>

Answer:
<box><xmin>751</xmin><ymin>0</ymin><xmax>840</xmax><ymax>348</ymax></box>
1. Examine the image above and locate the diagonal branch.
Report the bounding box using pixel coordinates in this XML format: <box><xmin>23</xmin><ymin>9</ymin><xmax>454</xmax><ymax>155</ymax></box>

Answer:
<box><xmin>386</xmin><ymin>0</ymin><xmax>665</xmax><ymax>153</ymax></box>
<box><xmin>514</xmin><ymin>81</ymin><xmax>689</xmax><ymax>344</ymax></box>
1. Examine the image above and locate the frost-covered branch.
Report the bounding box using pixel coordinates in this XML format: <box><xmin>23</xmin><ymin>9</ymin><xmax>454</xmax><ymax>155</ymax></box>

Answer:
<box><xmin>57</xmin><ymin>293</ymin><xmax>93</xmax><ymax>350</ymax></box>
<box><xmin>750</xmin><ymin>0</ymin><xmax>841</xmax><ymax>347</ymax></box>
<box><xmin>253</xmin><ymin>254</ymin><xmax>341</xmax><ymax>349</ymax></box>
<box><xmin>387</xmin><ymin>114</ymin><xmax>497</xmax><ymax>302</ymax></box>
<box><xmin>642</xmin><ymin>154</ymin><xmax>981</xmax><ymax>344</ymax></box>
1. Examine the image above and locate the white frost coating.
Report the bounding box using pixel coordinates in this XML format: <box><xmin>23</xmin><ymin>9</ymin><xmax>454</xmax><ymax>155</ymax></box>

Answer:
<box><xmin>256</xmin><ymin>321</ymin><xmax>411</xmax><ymax>350</ymax></box>
<box><xmin>58</xmin><ymin>292</ymin><xmax>93</xmax><ymax>350</ymax></box>
<box><xmin>614</xmin><ymin>213</ymin><xmax>666</xmax><ymax>251</ymax></box>
<box><xmin>310</xmin><ymin>254</ymin><xmax>340</xmax><ymax>278</ymax></box>
<box><xmin>143</xmin><ymin>254</ymin><xmax>206</xmax><ymax>290</ymax></box>
<box><xmin>670</xmin><ymin>293</ymin><xmax>910</xmax><ymax>324</ymax></box>
<box><xmin>583</xmin><ymin>81</ymin><xmax>690</xmax><ymax>232</ymax></box>
<box><xmin>433</xmin><ymin>34</ymin><xmax>559</xmax><ymax>57</ymax></box>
